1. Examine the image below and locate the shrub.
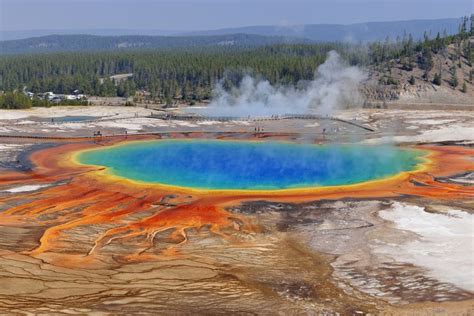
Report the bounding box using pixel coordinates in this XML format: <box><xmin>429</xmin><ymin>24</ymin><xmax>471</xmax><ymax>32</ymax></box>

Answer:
<box><xmin>0</xmin><ymin>92</ymin><xmax>32</xmax><ymax>109</ymax></box>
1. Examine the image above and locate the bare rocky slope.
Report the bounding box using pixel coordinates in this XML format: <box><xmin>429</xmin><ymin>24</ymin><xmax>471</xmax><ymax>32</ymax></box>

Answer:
<box><xmin>362</xmin><ymin>37</ymin><xmax>473</xmax><ymax>106</ymax></box>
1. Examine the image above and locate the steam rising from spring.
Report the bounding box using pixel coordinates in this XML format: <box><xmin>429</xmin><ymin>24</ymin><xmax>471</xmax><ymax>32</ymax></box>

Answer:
<box><xmin>203</xmin><ymin>51</ymin><xmax>367</xmax><ymax>117</ymax></box>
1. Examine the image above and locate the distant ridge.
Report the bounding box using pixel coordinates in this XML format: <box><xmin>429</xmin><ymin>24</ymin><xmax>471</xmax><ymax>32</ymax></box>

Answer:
<box><xmin>0</xmin><ymin>34</ymin><xmax>309</xmax><ymax>55</ymax></box>
<box><xmin>0</xmin><ymin>18</ymin><xmax>465</xmax><ymax>55</ymax></box>
<box><xmin>181</xmin><ymin>18</ymin><xmax>463</xmax><ymax>42</ymax></box>
<box><xmin>0</xmin><ymin>29</ymin><xmax>183</xmax><ymax>41</ymax></box>
<box><xmin>2</xmin><ymin>18</ymin><xmax>463</xmax><ymax>41</ymax></box>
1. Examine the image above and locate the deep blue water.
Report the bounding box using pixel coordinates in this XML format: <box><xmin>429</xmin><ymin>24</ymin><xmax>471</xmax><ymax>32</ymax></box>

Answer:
<box><xmin>78</xmin><ymin>140</ymin><xmax>425</xmax><ymax>190</ymax></box>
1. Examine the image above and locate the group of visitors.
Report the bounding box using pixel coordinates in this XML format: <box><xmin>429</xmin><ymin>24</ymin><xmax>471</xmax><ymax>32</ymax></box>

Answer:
<box><xmin>254</xmin><ymin>126</ymin><xmax>264</xmax><ymax>135</ymax></box>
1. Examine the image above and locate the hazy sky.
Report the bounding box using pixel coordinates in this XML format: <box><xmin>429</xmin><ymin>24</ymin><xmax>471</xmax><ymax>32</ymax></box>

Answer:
<box><xmin>1</xmin><ymin>0</ymin><xmax>472</xmax><ymax>31</ymax></box>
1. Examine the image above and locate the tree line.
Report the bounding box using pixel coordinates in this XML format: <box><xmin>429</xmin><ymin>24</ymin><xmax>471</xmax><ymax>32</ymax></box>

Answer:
<box><xmin>0</xmin><ymin>92</ymin><xmax>89</xmax><ymax>109</ymax></box>
<box><xmin>0</xmin><ymin>44</ymin><xmax>339</xmax><ymax>104</ymax></box>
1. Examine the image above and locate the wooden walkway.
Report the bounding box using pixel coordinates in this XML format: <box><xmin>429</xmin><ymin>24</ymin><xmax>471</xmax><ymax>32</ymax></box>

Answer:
<box><xmin>150</xmin><ymin>113</ymin><xmax>375</xmax><ymax>132</ymax></box>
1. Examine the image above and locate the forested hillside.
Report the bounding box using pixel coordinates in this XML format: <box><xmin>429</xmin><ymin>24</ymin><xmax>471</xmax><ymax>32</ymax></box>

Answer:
<box><xmin>0</xmin><ymin>43</ymin><xmax>349</xmax><ymax>102</ymax></box>
<box><xmin>0</xmin><ymin>17</ymin><xmax>472</xmax><ymax>106</ymax></box>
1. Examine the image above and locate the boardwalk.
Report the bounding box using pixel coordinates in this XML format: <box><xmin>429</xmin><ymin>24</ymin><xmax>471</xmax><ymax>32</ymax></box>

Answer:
<box><xmin>150</xmin><ymin>113</ymin><xmax>375</xmax><ymax>132</ymax></box>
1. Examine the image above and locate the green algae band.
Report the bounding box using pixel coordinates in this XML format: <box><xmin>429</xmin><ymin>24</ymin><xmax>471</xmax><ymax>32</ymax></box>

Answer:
<box><xmin>77</xmin><ymin>140</ymin><xmax>425</xmax><ymax>190</ymax></box>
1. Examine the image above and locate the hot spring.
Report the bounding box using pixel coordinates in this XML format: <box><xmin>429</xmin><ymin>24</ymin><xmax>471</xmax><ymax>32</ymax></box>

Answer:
<box><xmin>77</xmin><ymin>140</ymin><xmax>426</xmax><ymax>191</ymax></box>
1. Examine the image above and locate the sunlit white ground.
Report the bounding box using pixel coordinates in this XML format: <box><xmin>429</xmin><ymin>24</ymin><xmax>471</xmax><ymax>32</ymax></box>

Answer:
<box><xmin>376</xmin><ymin>202</ymin><xmax>474</xmax><ymax>291</ymax></box>
<box><xmin>3</xmin><ymin>184</ymin><xmax>52</xmax><ymax>193</ymax></box>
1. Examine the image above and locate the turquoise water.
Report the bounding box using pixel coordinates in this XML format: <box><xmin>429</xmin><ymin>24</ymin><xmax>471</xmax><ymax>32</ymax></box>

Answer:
<box><xmin>77</xmin><ymin>140</ymin><xmax>425</xmax><ymax>190</ymax></box>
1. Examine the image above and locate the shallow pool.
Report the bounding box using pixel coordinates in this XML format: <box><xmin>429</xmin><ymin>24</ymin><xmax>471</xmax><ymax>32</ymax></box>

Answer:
<box><xmin>44</xmin><ymin>116</ymin><xmax>98</xmax><ymax>123</ymax></box>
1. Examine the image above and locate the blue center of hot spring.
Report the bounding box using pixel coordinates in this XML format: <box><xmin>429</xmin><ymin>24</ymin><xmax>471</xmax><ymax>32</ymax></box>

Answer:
<box><xmin>77</xmin><ymin>140</ymin><xmax>425</xmax><ymax>190</ymax></box>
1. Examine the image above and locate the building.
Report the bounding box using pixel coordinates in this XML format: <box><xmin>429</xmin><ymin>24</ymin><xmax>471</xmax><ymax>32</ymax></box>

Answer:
<box><xmin>99</xmin><ymin>73</ymin><xmax>134</xmax><ymax>86</ymax></box>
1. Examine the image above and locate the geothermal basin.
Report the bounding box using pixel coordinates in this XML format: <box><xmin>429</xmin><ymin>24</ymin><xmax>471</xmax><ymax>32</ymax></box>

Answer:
<box><xmin>76</xmin><ymin>140</ymin><xmax>426</xmax><ymax>190</ymax></box>
<box><xmin>0</xmin><ymin>125</ymin><xmax>473</xmax><ymax>315</ymax></box>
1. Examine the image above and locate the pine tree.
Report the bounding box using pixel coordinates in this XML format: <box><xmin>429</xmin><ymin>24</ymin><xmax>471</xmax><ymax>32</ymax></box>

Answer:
<box><xmin>450</xmin><ymin>65</ymin><xmax>458</xmax><ymax>88</ymax></box>
<box><xmin>432</xmin><ymin>73</ymin><xmax>442</xmax><ymax>86</ymax></box>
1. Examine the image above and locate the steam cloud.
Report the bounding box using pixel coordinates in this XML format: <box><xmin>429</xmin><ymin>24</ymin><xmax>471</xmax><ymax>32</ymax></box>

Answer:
<box><xmin>201</xmin><ymin>51</ymin><xmax>367</xmax><ymax>117</ymax></box>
